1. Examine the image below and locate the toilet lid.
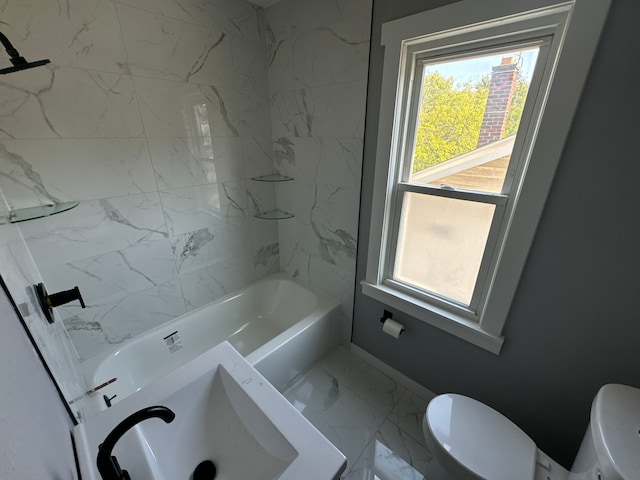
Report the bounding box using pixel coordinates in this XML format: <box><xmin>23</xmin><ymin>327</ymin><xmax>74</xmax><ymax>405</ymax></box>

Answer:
<box><xmin>426</xmin><ymin>394</ymin><xmax>537</xmax><ymax>480</ymax></box>
<box><xmin>591</xmin><ymin>384</ymin><xmax>640</xmax><ymax>479</ymax></box>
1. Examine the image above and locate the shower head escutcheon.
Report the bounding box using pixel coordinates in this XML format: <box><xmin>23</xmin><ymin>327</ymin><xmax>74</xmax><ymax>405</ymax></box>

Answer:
<box><xmin>0</xmin><ymin>31</ymin><xmax>50</xmax><ymax>75</ymax></box>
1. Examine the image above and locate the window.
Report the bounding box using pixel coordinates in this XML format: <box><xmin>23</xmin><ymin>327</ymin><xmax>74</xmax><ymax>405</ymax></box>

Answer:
<box><xmin>363</xmin><ymin>0</ymin><xmax>611</xmax><ymax>353</ymax></box>
<box><xmin>395</xmin><ymin>46</ymin><xmax>541</xmax><ymax>308</ymax></box>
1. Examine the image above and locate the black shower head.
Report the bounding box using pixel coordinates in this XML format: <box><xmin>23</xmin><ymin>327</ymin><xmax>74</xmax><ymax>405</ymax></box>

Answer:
<box><xmin>0</xmin><ymin>57</ymin><xmax>50</xmax><ymax>74</ymax></box>
<box><xmin>0</xmin><ymin>31</ymin><xmax>50</xmax><ymax>75</ymax></box>
<box><xmin>0</xmin><ymin>58</ymin><xmax>50</xmax><ymax>75</ymax></box>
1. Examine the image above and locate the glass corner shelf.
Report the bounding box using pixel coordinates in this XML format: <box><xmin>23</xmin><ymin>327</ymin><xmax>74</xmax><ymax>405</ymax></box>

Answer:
<box><xmin>251</xmin><ymin>174</ymin><xmax>294</xmax><ymax>183</ymax></box>
<box><xmin>4</xmin><ymin>201</ymin><xmax>79</xmax><ymax>224</ymax></box>
<box><xmin>255</xmin><ymin>209</ymin><xmax>295</xmax><ymax>220</ymax></box>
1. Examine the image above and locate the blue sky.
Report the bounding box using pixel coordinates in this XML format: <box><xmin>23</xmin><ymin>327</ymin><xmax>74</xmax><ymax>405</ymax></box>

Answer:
<box><xmin>423</xmin><ymin>47</ymin><xmax>539</xmax><ymax>86</ymax></box>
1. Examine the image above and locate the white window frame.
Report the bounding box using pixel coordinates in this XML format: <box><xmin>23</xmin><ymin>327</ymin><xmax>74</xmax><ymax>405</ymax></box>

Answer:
<box><xmin>362</xmin><ymin>0</ymin><xmax>611</xmax><ymax>354</ymax></box>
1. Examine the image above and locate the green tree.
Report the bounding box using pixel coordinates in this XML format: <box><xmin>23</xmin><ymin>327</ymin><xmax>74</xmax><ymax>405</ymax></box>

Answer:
<box><xmin>412</xmin><ymin>71</ymin><xmax>529</xmax><ymax>174</ymax></box>
<box><xmin>413</xmin><ymin>72</ymin><xmax>488</xmax><ymax>173</ymax></box>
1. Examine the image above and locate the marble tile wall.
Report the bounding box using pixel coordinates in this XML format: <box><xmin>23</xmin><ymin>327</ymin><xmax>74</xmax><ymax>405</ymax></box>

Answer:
<box><xmin>0</xmin><ymin>0</ymin><xmax>277</xmax><ymax>361</ymax></box>
<box><xmin>265</xmin><ymin>0</ymin><xmax>372</xmax><ymax>343</ymax></box>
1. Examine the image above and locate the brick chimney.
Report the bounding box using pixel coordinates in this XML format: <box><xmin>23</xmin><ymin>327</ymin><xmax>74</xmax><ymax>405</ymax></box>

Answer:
<box><xmin>476</xmin><ymin>57</ymin><xmax>520</xmax><ymax>148</ymax></box>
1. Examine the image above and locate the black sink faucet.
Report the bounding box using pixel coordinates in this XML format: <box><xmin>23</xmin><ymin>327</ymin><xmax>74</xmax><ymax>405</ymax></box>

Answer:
<box><xmin>96</xmin><ymin>406</ymin><xmax>175</xmax><ymax>480</ymax></box>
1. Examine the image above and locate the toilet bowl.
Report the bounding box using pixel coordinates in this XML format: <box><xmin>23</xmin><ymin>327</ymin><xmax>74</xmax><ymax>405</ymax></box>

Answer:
<box><xmin>422</xmin><ymin>384</ymin><xmax>640</xmax><ymax>480</ymax></box>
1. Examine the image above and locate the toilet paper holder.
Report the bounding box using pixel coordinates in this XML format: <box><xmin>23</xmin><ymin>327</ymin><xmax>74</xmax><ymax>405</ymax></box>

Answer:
<box><xmin>380</xmin><ymin>309</ymin><xmax>393</xmax><ymax>323</ymax></box>
<box><xmin>380</xmin><ymin>309</ymin><xmax>405</xmax><ymax>338</ymax></box>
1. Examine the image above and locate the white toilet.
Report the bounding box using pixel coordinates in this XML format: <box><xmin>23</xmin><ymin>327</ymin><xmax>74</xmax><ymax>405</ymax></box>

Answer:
<box><xmin>422</xmin><ymin>383</ymin><xmax>640</xmax><ymax>480</ymax></box>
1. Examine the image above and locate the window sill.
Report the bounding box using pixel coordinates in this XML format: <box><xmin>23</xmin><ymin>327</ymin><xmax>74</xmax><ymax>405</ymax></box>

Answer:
<box><xmin>361</xmin><ymin>281</ymin><xmax>504</xmax><ymax>354</ymax></box>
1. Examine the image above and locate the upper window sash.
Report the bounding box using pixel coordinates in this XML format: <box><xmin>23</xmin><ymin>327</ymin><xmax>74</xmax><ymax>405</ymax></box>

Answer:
<box><xmin>400</xmin><ymin>38</ymin><xmax>552</xmax><ymax>197</ymax></box>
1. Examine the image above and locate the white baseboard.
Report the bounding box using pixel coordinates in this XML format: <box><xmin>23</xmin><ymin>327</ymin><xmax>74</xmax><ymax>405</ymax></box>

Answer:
<box><xmin>349</xmin><ymin>343</ymin><xmax>436</xmax><ymax>401</ymax></box>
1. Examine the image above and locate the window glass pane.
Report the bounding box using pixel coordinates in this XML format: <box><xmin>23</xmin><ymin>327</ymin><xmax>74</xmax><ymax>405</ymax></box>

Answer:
<box><xmin>409</xmin><ymin>47</ymin><xmax>539</xmax><ymax>194</ymax></box>
<box><xmin>393</xmin><ymin>193</ymin><xmax>495</xmax><ymax>306</ymax></box>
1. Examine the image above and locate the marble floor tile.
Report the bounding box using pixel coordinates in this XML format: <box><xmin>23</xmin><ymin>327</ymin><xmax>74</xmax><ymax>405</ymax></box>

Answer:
<box><xmin>350</xmin><ymin>365</ymin><xmax>406</xmax><ymax>417</ymax></box>
<box><xmin>283</xmin><ymin>346</ymin><xmax>439</xmax><ymax>479</ymax></box>
<box><xmin>317</xmin><ymin>345</ymin><xmax>369</xmax><ymax>387</ymax></box>
<box><xmin>389</xmin><ymin>389</ymin><xmax>432</xmax><ymax>447</ymax></box>
<box><xmin>283</xmin><ymin>365</ymin><xmax>385</xmax><ymax>469</ymax></box>
<box><xmin>343</xmin><ymin>420</ymin><xmax>432</xmax><ymax>480</ymax></box>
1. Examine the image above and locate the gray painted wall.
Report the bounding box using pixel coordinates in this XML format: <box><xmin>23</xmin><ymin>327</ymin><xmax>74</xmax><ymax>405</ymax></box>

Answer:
<box><xmin>353</xmin><ymin>0</ymin><xmax>640</xmax><ymax>467</ymax></box>
<box><xmin>0</xmin><ymin>287</ymin><xmax>78</xmax><ymax>479</ymax></box>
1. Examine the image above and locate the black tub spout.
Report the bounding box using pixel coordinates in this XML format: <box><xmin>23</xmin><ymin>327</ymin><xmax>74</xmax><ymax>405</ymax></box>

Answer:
<box><xmin>96</xmin><ymin>406</ymin><xmax>175</xmax><ymax>480</ymax></box>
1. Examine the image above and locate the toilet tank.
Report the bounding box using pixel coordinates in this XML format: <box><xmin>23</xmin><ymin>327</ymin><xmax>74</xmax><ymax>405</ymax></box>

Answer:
<box><xmin>571</xmin><ymin>384</ymin><xmax>640</xmax><ymax>480</ymax></box>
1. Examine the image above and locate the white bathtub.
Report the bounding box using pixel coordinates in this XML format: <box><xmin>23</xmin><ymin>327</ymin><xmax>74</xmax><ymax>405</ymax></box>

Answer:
<box><xmin>81</xmin><ymin>274</ymin><xmax>340</xmax><ymax>415</ymax></box>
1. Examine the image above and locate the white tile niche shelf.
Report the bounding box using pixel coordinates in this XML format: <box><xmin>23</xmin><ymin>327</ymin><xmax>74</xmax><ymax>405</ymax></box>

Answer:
<box><xmin>251</xmin><ymin>174</ymin><xmax>295</xmax><ymax>220</ymax></box>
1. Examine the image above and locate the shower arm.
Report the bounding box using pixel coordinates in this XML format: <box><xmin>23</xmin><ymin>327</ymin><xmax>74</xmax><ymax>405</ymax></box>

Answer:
<box><xmin>0</xmin><ymin>30</ymin><xmax>50</xmax><ymax>74</ymax></box>
<box><xmin>0</xmin><ymin>31</ymin><xmax>27</xmax><ymax>65</ymax></box>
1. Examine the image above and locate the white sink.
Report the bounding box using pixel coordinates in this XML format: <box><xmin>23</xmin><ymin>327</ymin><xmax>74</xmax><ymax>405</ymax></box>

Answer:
<box><xmin>73</xmin><ymin>341</ymin><xmax>346</xmax><ymax>480</ymax></box>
